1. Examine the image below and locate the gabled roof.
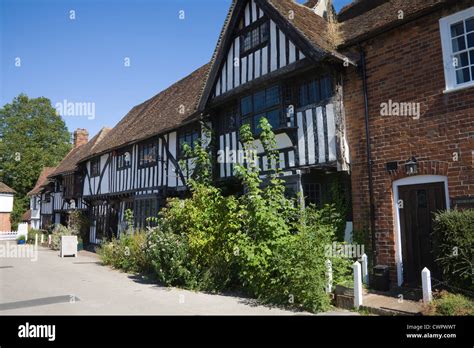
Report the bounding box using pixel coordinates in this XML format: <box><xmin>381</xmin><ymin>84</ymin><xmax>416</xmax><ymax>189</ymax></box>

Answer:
<box><xmin>339</xmin><ymin>0</ymin><xmax>451</xmax><ymax>46</ymax></box>
<box><xmin>81</xmin><ymin>63</ymin><xmax>211</xmax><ymax>161</ymax></box>
<box><xmin>49</xmin><ymin>127</ymin><xmax>111</xmax><ymax>177</ymax></box>
<box><xmin>0</xmin><ymin>182</ymin><xmax>15</xmax><ymax>194</ymax></box>
<box><xmin>199</xmin><ymin>0</ymin><xmax>350</xmax><ymax>110</ymax></box>
<box><xmin>27</xmin><ymin>167</ymin><xmax>56</xmax><ymax>196</ymax></box>
<box><xmin>265</xmin><ymin>0</ymin><xmax>338</xmax><ymax>54</ymax></box>
<box><xmin>22</xmin><ymin>209</ymin><xmax>31</xmax><ymax>221</ymax></box>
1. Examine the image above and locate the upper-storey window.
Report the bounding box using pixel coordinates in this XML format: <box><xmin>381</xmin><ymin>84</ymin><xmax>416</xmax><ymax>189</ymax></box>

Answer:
<box><xmin>117</xmin><ymin>149</ymin><xmax>131</xmax><ymax>170</ymax></box>
<box><xmin>138</xmin><ymin>142</ymin><xmax>157</xmax><ymax>167</ymax></box>
<box><xmin>298</xmin><ymin>75</ymin><xmax>333</xmax><ymax>108</ymax></box>
<box><xmin>178</xmin><ymin>125</ymin><xmax>200</xmax><ymax>157</ymax></box>
<box><xmin>240</xmin><ymin>20</ymin><xmax>269</xmax><ymax>56</ymax></box>
<box><xmin>440</xmin><ymin>7</ymin><xmax>474</xmax><ymax>92</ymax></box>
<box><xmin>90</xmin><ymin>157</ymin><xmax>100</xmax><ymax>177</ymax></box>
<box><xmin>219</xmin><ymin>103</ymin><xmax>239</xmax><ymax>134</ymax></box>
<box><xmin>241</xmin><ymin>85</ymin><xmax>281</xmax><ymax>135</ymax></box>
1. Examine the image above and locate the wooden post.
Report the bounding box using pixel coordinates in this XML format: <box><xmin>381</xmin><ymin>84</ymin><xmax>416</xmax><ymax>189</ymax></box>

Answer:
<box><xmin>353</xmin><ymin>261</ymin><xmax>363</xmax><ymax>309</ymax></box>
<box><xmin>361</xmin><ymin>253</ymin><xmax>368</xmax><ymax>284</ymax></box>
<box><xmin>325</xmin><ymin>260</ymin><xmax>333</xmax><ymax>293</ymax></box>
<box><xmin>422</xmin><ymin>267</ymin><xmax>432</xmax><ymax>303</ymax></box>
<box><xmin>40</xmin><ymin>234</ymin><xmax>44</xmax><ymax>244</ymax></box>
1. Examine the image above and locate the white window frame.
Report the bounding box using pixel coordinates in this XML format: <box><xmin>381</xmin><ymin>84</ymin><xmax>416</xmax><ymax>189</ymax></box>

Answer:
<box><xmin>439</xmin><ymin>6</ymin><xmax>474</xmax><ymax>93</ymax></box>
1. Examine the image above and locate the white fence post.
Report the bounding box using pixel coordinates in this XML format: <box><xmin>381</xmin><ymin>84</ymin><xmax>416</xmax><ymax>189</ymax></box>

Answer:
<box><xmin>361</xmin><ymin>253</ymin><xmax>368</xmax><ymax>284</ymax></box>
<box><xmin>325</xmin><ymin>260</ymin><xmax>333</xmax><ymax>293</ymax></box>
<box><xmin>353</xmin><ymin>261</ymin><xmax>363</xmax><ymax>309</ymax></box>
<box><xmin>422</xmin><ymin>267</ymin><xmax>432</xmax><ymax>303</ymax></box>
<box><xmin>40</xmin><ymin>234</ymin><xmax>44</xmax><ymax>244</ymax></box>
<box><xmin>35</xmin><ymin>233</ymin><xmax>38</xmax><ymax>247</ymax></box>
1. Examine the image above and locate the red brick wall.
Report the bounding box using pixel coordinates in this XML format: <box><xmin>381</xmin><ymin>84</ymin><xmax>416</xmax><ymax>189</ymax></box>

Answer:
<box><xmin>0</xmin><ymin>213</ymin><xmax>12</xmax><ymax>232</ymax></box>
<box><xmin>343</xmin><ymin>1</ymin><xmax>474</xmax><ymax>282</ymax></box>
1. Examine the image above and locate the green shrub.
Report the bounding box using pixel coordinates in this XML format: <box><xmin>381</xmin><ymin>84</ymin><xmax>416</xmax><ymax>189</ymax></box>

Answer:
<box><xmin>27</xmin><ymin>228</ymin><xmax>42</xmax><ymax>244</ymax></box>
<box><xmin>146</xmin><ymin>226</ymin><xmax>197</xmax><ymax>288</ymax></box>
<box><xmin>68</xmin><ymin>210</ymin><xmax>90</xmax><ymax>243</ymax></box>
<box><xmin>50</xmin><ymin>225</ymin><xmax>74</xmax><ymax>250</ymax></box>
<box><xmin>16</xmin><ymin>234</ymin><xmax>26</xmax><ymax>242</ymax></box>
<box><xmin>157</xmin><ymin>184</ymin><xmax>241</xmax><ymax>291</ymax></box>
<box><xmin>95</xmin><ymin>117</ymin><xmax>352</xmax><ymax>313</ymax></box>
<box><xmin>261</xmin><ymin>206</ymin><xmax>353</xmax><ymax>312</ymax></box>
<box><xmin>422</xmin><ymin>291</ymin><xmax>474</xmax><ymax>316</ymax></box>
<box><xmin>433</xmin><ymin>209</ymin><xmax>474</xmax><ymax>291</ymax></box>
<box><xmin>97</xmin><ymin>231</ymin><xmax>149</xmax><ymax>273</ymax></box>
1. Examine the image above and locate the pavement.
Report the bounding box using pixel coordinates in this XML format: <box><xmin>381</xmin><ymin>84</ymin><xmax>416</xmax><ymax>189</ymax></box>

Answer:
<box><xmin>0</xmin><ymin>242</ymin><xmax>357</xmax><ymax>316</ymax></box>
<box><xmin>362</xmin><ymin>292</ymin><xmax>422</xmax><ymax>315</ymax></box>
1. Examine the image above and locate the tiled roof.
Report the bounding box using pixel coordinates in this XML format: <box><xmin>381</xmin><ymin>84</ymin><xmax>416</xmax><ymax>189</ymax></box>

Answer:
<box><xmin>50</xmin><ymin>127</ymin><xmax>111</xmax><ymax>177</ymax></box>
<box><xmin>27</xmin><ymin>167</ymin><xmax>56</xmax><ymax>196</ymax></box>
<box><xmin>22</xmin><ymin>209</ymin><xmax>31</xmax><ymax>221</ymax></box>
<box><xmin>0</xmin><ymin>182</ymin><xmax>15</xmax><ymax>194</ymax></box>
<box><xmin>267</xmin><ymin>0</ymin><xmax>339</xmax><ymax>52</ymax></box>
<box><xmin>339</xmin><ymin>0</ymin><xmax>451</xmax><ymax>46</ymax></box>
<box><xmin>82</xmin><ymin>63</ymin><xmax>211</xmax><ymax>160</ymax></box>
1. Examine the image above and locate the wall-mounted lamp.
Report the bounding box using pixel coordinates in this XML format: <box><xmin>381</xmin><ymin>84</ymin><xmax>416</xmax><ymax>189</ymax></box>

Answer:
<box><xmin>405</xmin><ymin>157</ymin><xmax>418</xmax><ymax>175</ymax></box>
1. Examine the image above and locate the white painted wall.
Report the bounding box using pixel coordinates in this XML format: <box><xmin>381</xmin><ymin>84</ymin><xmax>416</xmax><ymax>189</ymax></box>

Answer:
<box><xmin>215</xmin><ymin>1</ymin><xmax>305</xmax><ymax>98</ymax></box>
<box><xmin>0</xmin><ymin>193</ymin><xmax>14</xmax><ymax>213</ymax></box>
<box><xmin>30</xmin><ymin>196</ymin><xmax>40</xmax><ymax>219</ymax></box>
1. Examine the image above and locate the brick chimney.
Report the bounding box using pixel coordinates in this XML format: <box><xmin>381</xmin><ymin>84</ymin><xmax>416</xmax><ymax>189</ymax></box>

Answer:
<box><xmin>73</xmin><ymin>128</ymin><xmax>89</xmax><ymax>148</ymax></box>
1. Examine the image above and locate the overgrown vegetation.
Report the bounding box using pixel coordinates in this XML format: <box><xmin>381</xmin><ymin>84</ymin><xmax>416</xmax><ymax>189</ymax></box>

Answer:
<box><xmin>50</xmin><ymin>224</ymin><xmax>75</xmax><ymax>250</ymax></box>
<box><xmin>433</xmin><ymin>209</ymin><xmax>474</xmax><ymax>292</ymax></box>
<box><xmin>422</xmin><ymin>290</ymin><xmax>474</xmax><ymax>316</ymax></box>
<box><xmin>68</xmin><ymin>210</ymin><xmax>90</xmax><ymax>243</ymax></box>
<box><xmin>98</xmin><ymin>232</ymin><xmax>149</xmax><ymax>274</ymax></box>
<box><xmin>98</xmin><ymin>119</ymin><xmax>353</xmax><ymax>313</ymax></box>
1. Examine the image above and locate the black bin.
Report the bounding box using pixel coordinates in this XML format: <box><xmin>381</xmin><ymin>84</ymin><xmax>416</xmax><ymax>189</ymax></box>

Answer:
<box><xmin>372</xmin><ymin>265</ymin><xmax>390</xmax><ymax>291</ymax></box>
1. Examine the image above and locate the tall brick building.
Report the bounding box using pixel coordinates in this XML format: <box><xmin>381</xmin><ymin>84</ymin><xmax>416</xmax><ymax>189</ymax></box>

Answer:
<box><xmin>339</xmin><ymin>0</ymin><xmax>474</xmax><ymax>285</ymax></box>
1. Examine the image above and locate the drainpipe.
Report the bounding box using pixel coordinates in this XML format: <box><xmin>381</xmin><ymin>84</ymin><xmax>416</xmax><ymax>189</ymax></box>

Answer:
<box><xmin>359</xmin><ymin>46</ymin><xmax>377</xmax><ymax>266</ymax></box>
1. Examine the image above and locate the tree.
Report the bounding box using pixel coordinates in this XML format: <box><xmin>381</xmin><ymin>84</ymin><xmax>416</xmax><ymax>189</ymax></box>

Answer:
<box><xmin>0</xmin><ymin>94</ymin><xmax>72</xmax><ymax>227</ymax></box>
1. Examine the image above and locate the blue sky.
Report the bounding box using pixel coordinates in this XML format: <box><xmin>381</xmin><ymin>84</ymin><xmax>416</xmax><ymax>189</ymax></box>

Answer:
<box><xmin>1</xmin><ymin>0</ymin><xmax>352</xmax><ymax>138</ymax></box>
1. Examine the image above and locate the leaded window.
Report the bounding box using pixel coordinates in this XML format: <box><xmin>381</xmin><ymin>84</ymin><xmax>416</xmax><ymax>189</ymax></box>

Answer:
<box><xmin>240</xmin><ymin>85</ymin><xmax>282</xmax><ymax>135</ymax></box>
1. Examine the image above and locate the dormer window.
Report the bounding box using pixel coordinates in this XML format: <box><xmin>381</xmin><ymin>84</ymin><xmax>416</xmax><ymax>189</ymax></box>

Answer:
<box><xmin>440</xmin><ymin>7</ymin><xmax>474</xmax><ymax>92</ymax></box>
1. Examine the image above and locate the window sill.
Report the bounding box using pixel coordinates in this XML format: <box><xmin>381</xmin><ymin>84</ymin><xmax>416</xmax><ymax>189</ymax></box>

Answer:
<box><xmin>138</xmin><ymin>163</ymin><xmax>157</xmax><ymax>169</ymax></box>
<box><xmin>443</xmin><ymin>83</ymin><xmax>474</xmax><ymax>94</ymax></box>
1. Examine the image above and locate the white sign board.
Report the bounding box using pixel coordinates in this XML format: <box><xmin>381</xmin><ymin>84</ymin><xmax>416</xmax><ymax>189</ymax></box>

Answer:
<box><xmin>60</xmin><ymin>236</ymin><xmax>78</xmax><ymax>257</ymax></box>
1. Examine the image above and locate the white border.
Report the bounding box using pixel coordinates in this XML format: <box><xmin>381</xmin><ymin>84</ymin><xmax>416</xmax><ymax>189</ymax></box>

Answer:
<box><xmin>392</xmin><ymin>175</ymin><xmax>450</xmax><ymax>286</ymax></box>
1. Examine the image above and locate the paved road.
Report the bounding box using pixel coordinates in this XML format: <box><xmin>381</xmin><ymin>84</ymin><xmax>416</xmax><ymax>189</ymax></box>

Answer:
<box><xmin>0</xmin><ymin>242</ymin><xmax>356</xmax><ymax>315</ymax></box>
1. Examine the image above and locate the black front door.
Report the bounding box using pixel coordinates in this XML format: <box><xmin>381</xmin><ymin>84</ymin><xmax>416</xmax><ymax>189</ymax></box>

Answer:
<box><xmin>398</xmin><ymin>182</ymin><xmax>446</xmax><ymax>285</ymax></box>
